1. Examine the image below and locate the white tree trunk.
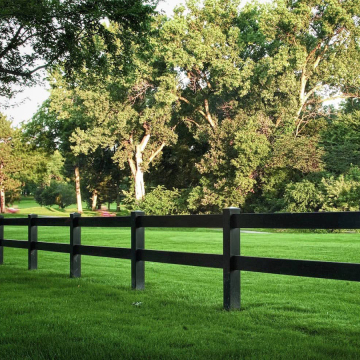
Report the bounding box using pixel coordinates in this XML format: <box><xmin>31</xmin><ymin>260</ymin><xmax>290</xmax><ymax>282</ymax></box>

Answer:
<box><xmin>134</xmin><ymin>145</ymin><xmax>145</xmax><ymax>201</ymax></box>
<box><xmin>74</xmin><ymin>166</ymin><xmax>83</xmax><ymax>213</ymax></box>
<box><xmin>134</xmin><ymin>168</ymin><xmax>145</xmax><ymax>201</ymax></box>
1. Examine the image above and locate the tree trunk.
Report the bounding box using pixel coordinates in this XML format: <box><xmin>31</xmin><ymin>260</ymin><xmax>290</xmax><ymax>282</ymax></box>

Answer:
<box><xmin>91</xmin><ymin>190</ymin><xmax>98</xmax><ymax>211</ymax></box>
<box><xmin>74</xmin><ymin>166</ymin><xmax>83</xmax><ymax>213</ymax></box>
<box><xmin>0</xmin><ymin>187</ymin><xmax>5</xmax><ymax>213</ymax></box>
<box><xmin>135</xmin><ymin>145</ymin><xmax>145</xmax><ymax>201</ymax></box>
<box><xmin>0</xmin><ymin>163</ymin><xmax>4</xmax><ymax>213</ymax></box>
<box><xmin>116</xmin><ymin>185</ymin><xmax>121</xmax><ymax>212</ymax></box>
<box><xmin>134</xmin><ymin>169</ymin><xmax>145</xmax><ymax>201</ymax></box>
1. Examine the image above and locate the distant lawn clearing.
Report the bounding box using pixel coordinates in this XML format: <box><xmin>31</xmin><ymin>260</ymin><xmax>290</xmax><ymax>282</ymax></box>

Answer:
<box><xmin>1</xmin><ymin>227</ymin><xmax>360</xmax><ymax>359</ymax></box>
<box><xmin>7</xmin><ymin>196</ymin><xmax>128</xmax><ymax>217</ymax></box>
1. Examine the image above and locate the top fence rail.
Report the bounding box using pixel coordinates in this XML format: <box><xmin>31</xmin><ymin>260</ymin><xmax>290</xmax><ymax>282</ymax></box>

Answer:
<box><xmin>234</xmin><ymin>212</ymin><xmax>360</xmax><ymax>229</ymax></box>
<box><xmin>138</xmin><ymin>214</ymin><xmax>223</xmax><ymax>228</ymax></box>
<box><xmin>1</xmin><ymin>211</ymin><xmax>360</xmax><ymax>229</ymax></box>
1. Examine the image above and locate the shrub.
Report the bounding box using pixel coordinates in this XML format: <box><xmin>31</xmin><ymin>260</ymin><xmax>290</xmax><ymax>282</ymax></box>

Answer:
<box><xmin>281</xmin><ymin>166</ymin><xmax>360</xmax><ymax>213</ymax></box>
<box><xmin>34</xmin><ymin>181</ymin><xmax>76</xmax><ymax>209</ymax></box>
<box><xmin>41</xmin><ymin>183</ymin><xmax>58</xmax><ymax>206</ymax></box>
<box><xmin>283</xmin><ymin>180</ymin><xmax>324</xmax><ymax>212</ymax></box>
<box><xmin>124</xmin><ymin>185</ymin><xmax>187</xmax><ymax>215</ymax></box>
<box><xmin>55</xmin><ymin>183</ymin><xmax>77</xmax><ymax>209</ymax></box>
<box><xmin>320</xmin><ymin>168</ymin><xmax>360</xmax><ymax>211</ymax></box>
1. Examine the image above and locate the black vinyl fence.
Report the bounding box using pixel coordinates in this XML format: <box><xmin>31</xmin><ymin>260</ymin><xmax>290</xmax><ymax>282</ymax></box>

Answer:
<box><xmin>1</xmin><ymin>209</ymin><xmax>360</xmax><ymax>310</ymax></box>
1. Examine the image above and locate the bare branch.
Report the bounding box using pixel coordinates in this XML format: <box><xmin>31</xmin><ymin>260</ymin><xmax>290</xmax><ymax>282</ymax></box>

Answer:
<box><xmin>184</xmin><ymin>118</ymin><xmax>200</xmax><ymax>127</ymax></box>
<box><xmin>139</xmin><ymin>133</ymin><xmax>150</xmax><ymax>153</ymax></box>
<box><xmin>309</xmin><ymin>93</ymin><xmax>360</xmax><ymax>104</ymax></box>
<box><xmin>128</xmin><ymin>158</ymin><xmax>136</xmax><ymax>178</ymax></box>
<box><xmin>204</xmin><ymin>98</ymin><xmax>216</xmax><ymax>129</ymax></box>
<box><xmin>179</xmin><ymin>96</ymin><xmax>191</xmax><ymax>105</ymax></box>
<box><xmin>179</xmin><ymin>96</ymin><xmax>216</xmax><ymax>130</ymax></box>
<box><xmin>304</xmin><ymin>84</ymin><xmax>323</xmax><ymax>104</ymax></box>
<box><xmin>0</xmin><ymin>63</ymin><xmax>49</xmax><ymax>78</ymax></box>
<box><xmin>149</xmin><ymin>142</ymin><xmax>166</xmax><ymax>164</ymax></box>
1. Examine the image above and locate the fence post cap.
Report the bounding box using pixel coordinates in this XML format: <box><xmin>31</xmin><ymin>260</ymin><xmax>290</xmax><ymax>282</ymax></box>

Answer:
<box><xmin>223</xmin><ymin>207</ymin><xmax>241</xmax><ymax>213</ymax></box>
<box><xmin>70</xmin><ymin>212</ymin><xmax>81</xmax><ymax>218</ymax></box>
<box><xmin>131</xmin><ymin>210</ymin><xmax>145</xmax><ymax>218</ymax></box>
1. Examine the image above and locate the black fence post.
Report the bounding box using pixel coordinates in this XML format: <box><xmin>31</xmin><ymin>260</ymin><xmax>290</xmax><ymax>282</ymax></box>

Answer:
<box><xmin>223</xmin><ymin>207</ymin><xmax>241</xmax><ymax>311</ymax></box>
<box><xmin>28</xmin><ymin>214</ymin><xmax>38</xmax><ymax>270</ymax></box>
<box><xmin>0</xmin><ymin>215</ymin><xmax>3</xmax><ymax>265</ymax></box>
<box><xmin>70</xmin><ymin>213</ymin><xmax>81</xmax><ymax>278</ymax></box>
<box><xmin>131</xmin><ymin>210</ymin><xmax>145</xmax><ymax>290</ymax></box>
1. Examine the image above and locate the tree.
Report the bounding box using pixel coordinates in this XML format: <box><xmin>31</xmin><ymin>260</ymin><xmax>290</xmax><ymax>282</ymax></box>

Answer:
<box><xmin>160</xmin><ymin>0</ymin><xmax>254</xmax><ymax>133</ymax></box>
<box><xmin>156</xmin><ymin>0</ymin><xmax>279</xmax><ymax>211</ymax></box>
<box><xmin>241</xmin><ymin>0</ymin><xmax>360</xmax><ymax>133</ymax></box>
<box><xmin>24</xmin><ymin>96</ymin><xmax>87</xmax><ymax>212</ymax></box>
<box><xmin>64</xmin><ymin>22</ymin><xmax>179</xmax><ymax>201</ymax></box>
<box><xmin>0</xmin><ymin>114</ymin><xmax>22</xmax><ymax>212</ymax></box>
<box><xmin>22</xmin><ymin>0</ymin><xmax>360</xmax><ymax>214</ymax></box>
<box><xmin>79</xmin><ymin>147</ymin><xmax>126</xmax><ymax>211</ymax></box>
<box><xmin>156</xmin><ymin>0</ymin><xmax>360</xmax><ymax>212</ymax></box>
<box><xmin>0</xmin><ymin>0</ymin><xmax>156</xmax><ymax>98</ymax></box>
<box><xmin>187</xmin><ymin>113</ymin><xmax>271</xmax><ymax>212</ymax></box>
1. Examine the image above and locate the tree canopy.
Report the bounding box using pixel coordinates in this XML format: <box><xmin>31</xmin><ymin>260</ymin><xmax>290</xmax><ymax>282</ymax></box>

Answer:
<box><xmin>0</xmin><ymin>0</ymin><xmax>156</xmax><ymax>98</ymax></box>
<box><xmin>20</xmin><ymin>0</ymin><xmax>360</xmax><ymax>214</ymax></box>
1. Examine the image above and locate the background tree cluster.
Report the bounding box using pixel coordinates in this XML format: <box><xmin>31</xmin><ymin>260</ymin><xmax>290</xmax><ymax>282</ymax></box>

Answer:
<box><xmin>2</xmin><ymin>0</ymin><xmax>360</xmax><ymax>214</ymax></box>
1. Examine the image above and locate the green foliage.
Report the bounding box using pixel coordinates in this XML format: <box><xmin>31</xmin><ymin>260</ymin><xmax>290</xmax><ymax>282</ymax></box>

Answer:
<box><xmin>188</xmin><ymin>113</ymin><xmax>271</xmax><ymax>213</ymax></box>
<box><xmin>34</xmin><ymin>186</ymin><xmax>46</xmax><ymax>207</ymax></box>
<box><xmin>35</xmin><ymin>181</ymin><xmax>76</xmax><ymax>209</ymax></box>
<box><xmin>283</xmin><ymin>180</ymin><xmax>324</xmax><ymax>213</ymax></box>
<box><xmin>24</xmin><ymin>79</ymin><xmax>125</xmax><ymax>211</ymax></box>
<box><xmin>56</xmin><ymin>183</ymin><xmax>77</xmax><ymax>209</ymax></box>
<box><xmin>0</xmin><ymin>114</ymin><xmax>23</xmax><ymax>209</ymax></box>
<box><xmin>0</xmin><ymin>0</ymin><xmax>157</xmax><ymax>98</ymax></box>
<box><xmin>321</xmin><ymin>167</ymin><xmax>360</xmax><ymax>212</ymax></box>
<box><xmin>281</xmin><ymin>167</ymin><xmax>360</xmax><ymax>213</ymax></box>
<box><xmin>321</xmin><ymin>110</ymin><xmax>360</xmax><ymax>174</ymax></box>
<box><xmin>124</xmin><ymin>185</ymin><xmax>187</xmax><ymax>215</ymax></box>
<box><xmin>270</xmin><ymin>134</ymin><xmax>324</xmax><ymax>174</ymax></box>
<box><xmin>55</xmin><ymin>23</ymin><xmax>180</xmax><ymax>200</ymax></box>
<box><xmin>18</xmin><ymin>0</ymin><xmax>360</xmax><ymax>214</ymax></box>
<box><xmin>253</xmin><ymin>0</ymin><xmax>360</xmax><ymax>124</ymax></box>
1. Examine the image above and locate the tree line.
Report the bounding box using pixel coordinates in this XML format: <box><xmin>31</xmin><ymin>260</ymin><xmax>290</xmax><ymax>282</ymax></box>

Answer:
<box><xmin>1</xmin><ymin>0</ymin><xmax>360</xmax><ymax>214</ymax></box>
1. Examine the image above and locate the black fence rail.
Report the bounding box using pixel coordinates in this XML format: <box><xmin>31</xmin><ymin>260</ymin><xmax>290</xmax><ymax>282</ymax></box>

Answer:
<box><xmin>1</xmin><ymin>209</ymin><xmax>360</xmax><ymax>310</ymax></box>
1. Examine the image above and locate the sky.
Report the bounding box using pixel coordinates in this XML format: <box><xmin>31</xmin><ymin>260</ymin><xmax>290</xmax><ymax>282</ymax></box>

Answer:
<box><xmin>1</xmin><ymin>0</ymin><xmax>183</xmax><ymax>127</ymax></box>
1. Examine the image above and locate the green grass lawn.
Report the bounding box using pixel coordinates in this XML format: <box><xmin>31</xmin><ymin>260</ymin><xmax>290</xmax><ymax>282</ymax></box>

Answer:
<box><xmin>1</xmin><ymin>226</ymin><xmax>360</xmax><ymax>359</ymax></box>
<box><xmin>7</xmin><ymin>196</ymin><xmax>128</xmax><ymax>217</ymax></box>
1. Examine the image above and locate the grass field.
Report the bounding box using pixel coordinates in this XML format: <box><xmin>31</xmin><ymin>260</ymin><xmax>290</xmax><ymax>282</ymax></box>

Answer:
<box><xmin>1</xmin><ymin>226</ymin><xmax>360</xmax><ymax>359</ymax></box>
<box><xmin>6</xmin><ymin>196</ymin><xmax>127</xmax><ymax>217</ymax></box>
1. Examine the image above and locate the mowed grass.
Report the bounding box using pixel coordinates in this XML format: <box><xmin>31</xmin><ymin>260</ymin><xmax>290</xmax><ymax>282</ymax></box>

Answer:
<box><xmin>1</xmin><ymin>226</ymin><xmax>360</xmax><ymax>360</ymax></box>
<box><xmin>7</xmin><ymin>196</ymin><xmax>128</xmax><ymax>217</ymax></box>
